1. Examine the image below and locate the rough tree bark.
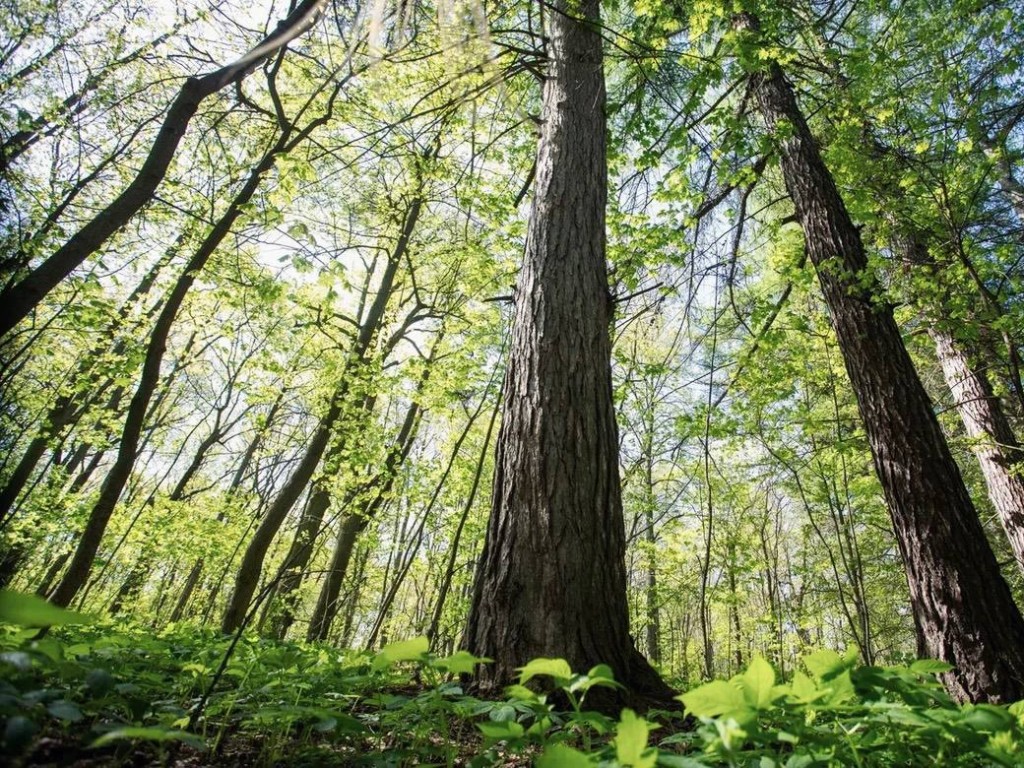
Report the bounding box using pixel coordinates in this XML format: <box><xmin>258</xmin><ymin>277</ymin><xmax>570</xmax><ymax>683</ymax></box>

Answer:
<box><xmin>736</xmin><ymin>11</ymin><xmax>1024</xmax><ymax>703</ymax></box>
<box><xmin>463</xmin><ymin>0</ymin><xmax>672</xmax><ymax>704</ymax></box>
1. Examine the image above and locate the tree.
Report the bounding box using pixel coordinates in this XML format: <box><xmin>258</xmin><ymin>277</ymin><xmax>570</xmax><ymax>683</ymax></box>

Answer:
<box><xmin>734</xmin><ymin>10</ymin><xmax>1024</xmax><ymax>703</ymax></box>
<box><xmin>463</xmin><ymin>0</ymin><xmax>672</xmax><ymax>704</ymax></box>
<box><xmin>0</xmin><ymin>0</ymin><xmax>328</xmax><ymax>339</ymax></box>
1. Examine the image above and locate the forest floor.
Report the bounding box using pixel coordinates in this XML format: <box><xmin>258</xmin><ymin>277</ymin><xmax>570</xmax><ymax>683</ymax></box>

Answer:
<box><xmin>2</xmin><ymin>618</ymin><xmax>1023</xmax><ymax>766</ymax></box>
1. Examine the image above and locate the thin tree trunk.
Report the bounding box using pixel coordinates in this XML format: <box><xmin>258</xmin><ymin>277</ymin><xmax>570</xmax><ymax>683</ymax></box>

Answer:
<box><xmin>931</xmin><ymin>327</ymin><xmax>1024</xmax><ymax>571</ymax></box>
<box><xmin>427</xmin><ymin>394</ymin><xmax>500</xmax><ymax>649</ymax></box>
<box><xmin>169</xmin><ymin>391</ymin><xmax>287</xmax><ymax>624</ymax></box>
<box><xmin>306</xmin><ymin>374</ymin><xmax>432</xmax><ymax>643</ymax></box>
<box><xmin>306</xmin><ymin>514</ymin><xmax>367</xmax><ymax>643</ymax></box>
<box><xmin>737</xmin><ymin>11</ymin><xmax>1024</xmax><ymax>702</ymax></box>
<box><xmin>49</xmin><ymin>113</ymin><xmax>307</xmax><ymax>607</ymax></box>
<box><xmin>0</xmin><ymin>0</ymin><xmax>328</xmax><ymax>338</ymax></box>
<box><xmin>220</xmin><ymin>196</ymin><xmax>420</xmax><ymax>634</ymax></box>
<box><xmin>0</xmin><ymin>240</ymin><xmax>178</xmax><ymax>527</ymax></box>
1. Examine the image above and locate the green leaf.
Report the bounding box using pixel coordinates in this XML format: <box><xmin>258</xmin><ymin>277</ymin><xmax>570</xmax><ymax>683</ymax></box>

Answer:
<box><xmin>655</xmin><ymin>756</ymin><xmax>708</xmax><ymax>768</ymax></box>
<box><xmin>741</xmin><ymin>656</ymin><xmax>776</xmax><ymax>709</ymax></box>
<box><xmin>370</xmin><ymin>636</ymin><xmax>429</xmax><ymax>671</ymax></box>
<box><xmin>91</xmin><ymin>727</ymin><xmax>206</xmax><ymax>750</ymax></box>
<box><xmin>47</xmin><ymin>700</ymin><xmax>83</xmax><ymax>722</ymax></box>
<box><xmin>909</xmin><ymin>659</ymin><xmax>953</xmax><ymax>675</ymax></box>
<box><xmin>505</xmin><ymin>683</ymin><xmax>540</xmax><ymax>701</ymax></box>
<box><xmin>0</xmin><ymin>590</ymin><xmax>90</xmax><ymax>628</ymax></box>
<box><xmin>678</xmin><ymin>680</ymin><xmax>748</xmax><ymax>720</ymax></box>
<box><xmin>803</xmin><ymin>649</ymin><xmax>851</xmax><ymax>681</ymax></box>
<box><xmin>4</xmin><ymin>716</ymin><xmax>37</xmax><ymax>753</ymax></box>
<box><xmin>432</xmin><ymin>650</ymin><xmax>491</xmax><ymax>675</ymax></box>
<box><xmin>518</xmin><ymin>657</ymin><xmax>573</xmax><ymax>685</ymax></box>
<box><xmin>615</xmin><ymin>708</ymin><xmax>657</xmax><ymax>768</ymax></box>
<box><xmin>587</xmin><ymin>663</ymin><xmax>617</xmax><ymax>682</ymax></box>
<box><xmin>571</xmin><ymin>663</ymin><xmax>625</xmax><ymax>693</ymax></box>
<box><xmin>960</xmin><ymin>704</ymin><xmax>1015</xmax><ymax>732</ymax></box>
<box><xmin>787</xmin><ymin>671</ymin><xmax>824</xmax><ymax>704</ymax></box>
<box><xmin>537</xmin><ymin>743</ymin><xmax>594</xmax><ymax>767</ymax></box>
<box><xmin>477</xmin><ymin>720</ymin><xmax>524</xmax><ymax>740</ymax></box>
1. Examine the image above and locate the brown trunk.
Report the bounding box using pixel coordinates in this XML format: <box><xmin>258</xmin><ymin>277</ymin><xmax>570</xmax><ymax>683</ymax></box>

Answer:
<box><xmin>169</xmin><ymin>391</ymin><xmax>285</xmax><ymax>624</ymax></box>
<box><xmin>220</xmin><ymin>413</ymin><xmax>338</xmax><ymax>633</ymax></box>
<box><xmin>49</xmin><ymin>118</ymin><xmax>304</xmax><ymax>608</ymax></box>
<box><xmin>306</xmin><ymin>379</ymin><xmax>429</xmax><ymax>643</ymax></box>
<box><xmin>737</xmin><ymin>11</ymin><xmax>1024</xmax><ymax>702</ymax></box>
<box><xmin>463</xmin><ymin>0</ymin><xmax>671</xmax><ymax>705</ymax></box>
<box><xmin>0</xmin><ymin>240</ymin><xmax>178</xmax><ymax>527</ymax></box>
<box><xmin>263</xmin><ymin>489</ymin><xmax>328</xmax><ymax>638</ymax></box>
<box><xmin>306</xmin><ymin>514</ymin><xmax>366</xmax><ymax>643</ymax></box>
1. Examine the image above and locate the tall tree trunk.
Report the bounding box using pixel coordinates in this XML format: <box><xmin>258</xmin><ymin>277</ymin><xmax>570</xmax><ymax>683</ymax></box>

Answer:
<box><xmin>0</xmin><ymin>240</ymin><xmax>178</xmax><ymax>527</ymax></box>
<box><xmin>169</xmin><ymin>391</ymin><xmax>285</xmax><ymax>624</ymax></box>
<box><xmin>0</xmin><ymin>0</ymin><xmax>328</xmax><ymax>339</ymax></box>
<box><xmin>463</xmin><ymin>0</ymin><xmax>672</xmax><ymax>705</ymax></box>
<box><xmin>306</xmin><ymin>377</ymin><xmax>430</xmax><ymax>643</ymax></box>
<box><xmin>427</xmin><ymin>395</ymin><xmax>500</xmax><ymax>649</ymax></box>
<box><xmin>306</xmin><ymin>513</ymin><xmax>367</xmax><ymax>643</ymax></box>
<box><xmin>737</xmin><ymin>11</ymin><xmax>1024</xmax><ymax>703</ymax></box>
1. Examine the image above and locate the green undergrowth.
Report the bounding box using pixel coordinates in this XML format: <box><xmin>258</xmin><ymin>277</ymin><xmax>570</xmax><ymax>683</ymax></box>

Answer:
<box><xmin>0</xmin><ymin>592</ymin><xmax>1022</xmax><ymax>766</ymax></box>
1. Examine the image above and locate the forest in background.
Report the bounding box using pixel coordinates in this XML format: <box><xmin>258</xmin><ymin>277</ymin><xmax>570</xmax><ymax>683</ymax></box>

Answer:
<box><xmin>1</xmin><ymin>0</ymin><xmax>1024</xmax><ymax>763</ymax></box>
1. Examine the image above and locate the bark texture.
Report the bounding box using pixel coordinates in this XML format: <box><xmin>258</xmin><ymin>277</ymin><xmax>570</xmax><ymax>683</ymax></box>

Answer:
<box><xmin>463</xmin><ymin>0</ymin><xmax>671</xmax><ymax>704</ymax></box>
<box><xmin>738</xmin><ymin>11</ymin><xmax>1024</xmax><ymax>703</ymax></box>
<box><xmin>931</xmin><ymin>328</ymin><xmax>1024</xmax><ymax>572</ymax></box>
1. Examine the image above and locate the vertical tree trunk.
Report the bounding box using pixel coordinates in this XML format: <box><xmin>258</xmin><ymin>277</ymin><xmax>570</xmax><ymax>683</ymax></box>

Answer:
<box><xmin>737</xmin><ymin>11</ymin><xmax>1024</xmax><ymax>702</ymax></box>
<box><xmin>306</xmin><ymin>379</ymin><xmax>429</xmax><ymax>643</ymax></box>
<box><xmin>463</xmin><ymin>0</ymin><xmax>672</xmax><ymax>704</ymax></box>
<box><xmin>169</xmin><ymin>391</ymin><xmax>285</xmax><ymax>624</ymax></box>
<box><xmin>264</xmin><ymin>490</ymin><xmax>330</xmax><ymax>638</ymax></box>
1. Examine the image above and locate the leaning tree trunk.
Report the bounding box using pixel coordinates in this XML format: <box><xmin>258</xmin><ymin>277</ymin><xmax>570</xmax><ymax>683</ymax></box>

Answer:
<box><xmin>463</xmin><ymin>0</ymin><xmax>672</xmax><ymax>705</ymax></box>
<box><xmin>0</xmin><ymin>0</ymin><xmax>327</xmax><ymax>339</ymax></box>
<box><xmin>48</xmin><ymin>114</ymin><xmax>306</xmax><ymax>608</ymax></box>
<box><xmin>0</xmin><ymin>239</ymin><xmax>178</xmax><ymax>527</ymax></box>
<box><xmin>306</xmin><ymin>513</ymin><xmax>367</xmax><ymax>643</ymax></box>
<box><xmin>931</xmin><ymin>328</ymin><xmax>1024</xmax><ymax>572</ymax></box>
<box><xmin>736</xmin><ymin>11</ymin><xmax>1024</xmax><ymax>703</ymax></box>
<box><xmin>219</xmin><ymin>198</ymin><xmax>418</xmax><ymax>634</ymax></box>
